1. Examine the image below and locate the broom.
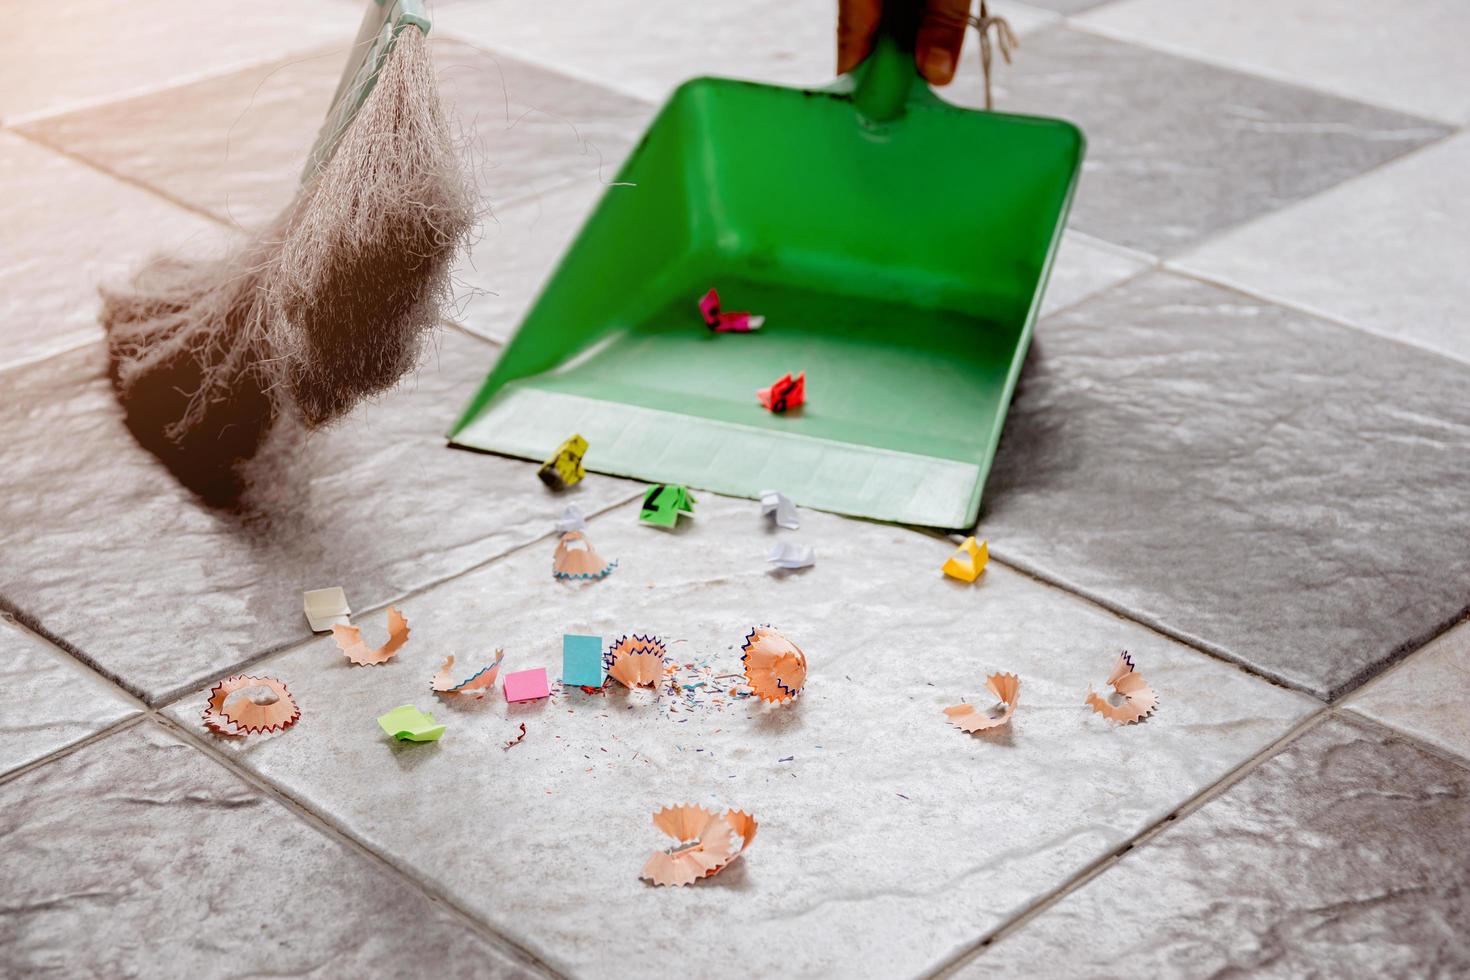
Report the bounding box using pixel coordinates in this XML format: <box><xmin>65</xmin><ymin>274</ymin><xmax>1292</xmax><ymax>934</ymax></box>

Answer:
<box><xmin>100</xmin><ymin>0</ymin><xmax>475</xmax><ymax>502</ymax></box>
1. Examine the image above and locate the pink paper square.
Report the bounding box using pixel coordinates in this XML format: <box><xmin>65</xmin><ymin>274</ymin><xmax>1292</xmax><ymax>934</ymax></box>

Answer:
<box><xmin>503</xmin><ymin>667</ymin><xmax>550</xmax><ymax>703</ymax></box>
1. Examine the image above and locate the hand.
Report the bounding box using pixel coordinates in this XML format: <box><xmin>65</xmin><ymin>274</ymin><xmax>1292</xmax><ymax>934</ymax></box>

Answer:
<box><xmin>837</xmin><ymin>0</ymin><xmax>970</xmax><ymax>86</ymax></box>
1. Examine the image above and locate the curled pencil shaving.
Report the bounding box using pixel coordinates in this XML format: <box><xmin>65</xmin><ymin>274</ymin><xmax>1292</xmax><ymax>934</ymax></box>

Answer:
<box><xmin>431</xmin><ymin>649</ymin><xmax>504</xmax><ymax>699</ymax></box>
<box><xmin>944</xmin><ymin>671</ymin><xmax>1020</xmax><ymax>733</ymax></box>
<box><xmin>203</xmin><ymin>675</ymin><xmax>300</xmax><ymax>736</ymax></box>
<box><xmin>1085</xmin><ymin>652</ymin><xmax>1158</xmax><ymax>724</ymax></box>
<box><xmin>504</xmin><ymin>722</ymin><xmax>527</xmax><ymax>750</ymax></box>
<box><xmin>741</xmin><ymin>626</ymin><xmax>807</xmax><ymax>704</ymax></box>
<box><xmin>606</xmin><ymin>634</ymin><xmax>666</xmax><ymax>689</ymax></box>
<box><xmin>332</xmin><ymin>606</ymin><xmax>409</xmax><ymax>665</ymax></box>
<box><xmin>640</xmin><ymin>804</ymin><xmax>759</xmax><ymax>887</ymax></box>
<box><xmin>553</xmin><ymin>530</ymin><xmax>616</xmax><ymax>581</ymax></box>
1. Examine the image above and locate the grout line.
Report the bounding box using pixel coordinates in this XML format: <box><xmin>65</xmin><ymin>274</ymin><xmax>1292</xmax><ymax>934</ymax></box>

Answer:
<box><xmin>1335</xmin><ymin>708</ymin><xmax>1470</xmax><ymax>777</ymax></box>
<box><xmin>149</xmin><ymin>489</ymin><xmax>643</xmax><ymax>709</ymax></box>
<box><xmin>0</xmin><ymin>613</ymin><xmax>151</xmax><ymax>713</ymax></box>
<box><xmin>1338</xmin><ymin>614</ymin><xmax>1468</xmax><ymax>709</ymax></box>
<box><xmin>927</xmin><ymin>703</ymin><xmax>1334</xmax><ymax>978</ymax></box>
<box><xmin>1063</xmin><ymin>17</ymin><xmax>1466</xmax><ymax>130</ymax></box>
<box><xmin>0</xmin><ymin>714</ymin><xmax>149</xmax><ymax>789</ymax></box>
<box><xmin>10</xmin><ymin>128</ymin><xmax>232</xmax><ymax>228</ymax></box>
<box><xmin>430</xmin><ymin>29</ymin><xmax>661</xmax><ymax>108</ymax></box>
<box><xmin>1164</xmin><ymin>254</ymin><xmax>1470</xmax><ymax>373</ymax></box>
<box><xmin>149</xmin><ymin>712</ymin><xmax>568</xmax><ymax>978</ymax></box>
<box><xmin>965</xmin><ymin>542</ymin><xmax>1324</xmax><ymax>700</ymax></box>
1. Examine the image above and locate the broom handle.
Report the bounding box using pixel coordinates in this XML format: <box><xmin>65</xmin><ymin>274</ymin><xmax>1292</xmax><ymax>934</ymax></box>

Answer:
<box><xmin>301</xmin><ymin>0</ymin><xmax>431</xmax><ymax>182</ymax></box>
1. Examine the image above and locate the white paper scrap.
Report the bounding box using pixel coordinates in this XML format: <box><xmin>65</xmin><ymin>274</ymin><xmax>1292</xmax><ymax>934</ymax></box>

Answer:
<box><xmin>303</xmin><ymin>587</ymin><xmax>352</xmax><ymax>632</ymax></box>
<box><xmin>767</xmin><ymin>542</ymin><xmax>815</xmax><ymax>570</ymax></box>
<box><xmin>759</xmin><ymin>489</ymin><xmax>799</xmax><ymax>530</ymax></box>
<box><xmin>555</xmin><ymin>504</ymin><xmax>588</xmax><ymax>534</ymax></box>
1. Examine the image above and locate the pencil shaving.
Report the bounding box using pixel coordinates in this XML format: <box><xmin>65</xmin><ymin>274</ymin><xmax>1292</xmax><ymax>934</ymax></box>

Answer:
<box><xmin>202</xmin><ymin>675</ymin><xmax>299</xmax><ymax>736</ymax></box>
<box><xmin>741</xmin><ymin>625</ymin><xmax>807</xmax><ymax>704</ymax></box>
<box><xmin>607</xmin><ymin>634</ymin><xmax>666</xmax><ymax>689</ymax></box>
<box><xmin>640</xmin><ymin>804</ymin><xmax>758</xmax><ymax>886</ymax></box>
<box><xmin>431</xmin><ymin>649</ymin><xmax>504</xmax><ymax>699</ymax></box>
<box><xmin>945</xmin><ymin>671</ymin><xmax>1020</xmax><ymax>732</ymax></box>
<box><xmin>332</xmin><ymin>606</ymin><xmax>409</xmax><ymax>665</ymax></box>
<box><xmin>553</xmin><ymin>530</ymin><xmax>616</xmax><ymax>581</ymax></box>
<box><xmin>1085</xmin><ymin>651</ymin><xmax>1158</xmax><ymax>724</ymax></box>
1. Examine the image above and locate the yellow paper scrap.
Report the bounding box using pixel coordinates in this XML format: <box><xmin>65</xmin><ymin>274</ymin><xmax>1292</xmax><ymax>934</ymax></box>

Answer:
<box><xmin>538</xmin><ymin>434</ymin><xmax>588</xmax><ymax>491</ymax></box>
<box><xmin>942</xmin><ymin>537</ymin><xmax>989</xmax><ymax>583</ymax></box>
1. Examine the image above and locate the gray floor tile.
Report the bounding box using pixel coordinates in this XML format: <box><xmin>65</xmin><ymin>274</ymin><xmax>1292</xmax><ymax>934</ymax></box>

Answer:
<box><xmin>980</xmin><ymin>272</ymin><xmax>1470</xmax><ymax>700</ymax></box>
<box><xmin>0</xmin><ymin>0</ymin><xmax>356</xmax><ymax>123</ymax></box>
<box><xmin>163</xmin><ymin>492</ymin><xmax>1313</xmax><ymax>979</ymax></box>
<box><xmin>0</xmin><ymin>331</ymin><xmax>638</xmax><ymax>704</ymax></box>
<box><xmin>1040</xmin><ymin>232</ymin><xmax>1152</xmax><ymax>317</ymax></box>
<box><xmin>22</xmin><ymin>38</ymin><xmax>653</xmax><ymax>228</ymax></box>
<box><xmin>1347</xmin><ymin>621</ymin><xmax>1470</xmax><ymax>765</ymax></box>
<box><xmin>959</xmin><ymin>715</ymin><xmax>1470</xmax><ymax>978</ymax></box>
<box><xmin>0</xmin><ymin>132</ymin><xmax>221</xmax><ymax>369</ymax></box>
<box><xmin>437</xmin><ymin>0</ymin><xmax>1055</xmax><ymax>104</ymax></box>
<box><xmin>0</xmin><ymin>616</ymin><xmax>138</xmax><ymax>778</ymax></box>
<box><xmin>1080</xmin><ymin>0</ymin><xmax>1470</xmax><ymax>125</ymax></box>
<box><xmin>1022</xmin><ymin>0</ymin><xmax>1112</xmax><ymax>12</ymax></box>
<box><xmin>1174</xmin><ymin>134</ymin><xmax>1470</xmax><ymax>366</ymax></box>
<box><xmin>0</xmin><ymin>722</ymin><xmax>538</xmax><ymax>978</ymax></box>
<box><xmin>969</xmin><ymin>27</ymin><xmax>1448</xmax><ymax>254</ymax></box>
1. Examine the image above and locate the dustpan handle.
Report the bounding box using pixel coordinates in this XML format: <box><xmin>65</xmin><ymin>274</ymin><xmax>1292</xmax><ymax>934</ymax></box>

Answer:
<box><xmin>851</xmin><ymin>0</ymin><xmax>927</xmax><ymax>123</ymax></box>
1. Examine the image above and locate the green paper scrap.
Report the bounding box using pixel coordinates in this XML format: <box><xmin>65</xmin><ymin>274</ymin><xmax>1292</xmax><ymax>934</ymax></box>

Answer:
<box><xmin>377</xmin><ymin>704</ymin><xmax>445</xmax><ymax>742</ymax></box>
<box><xmin>639</xmin><ymin>484</ymin><xmax>696</xmax><ymax>528</ymax></box>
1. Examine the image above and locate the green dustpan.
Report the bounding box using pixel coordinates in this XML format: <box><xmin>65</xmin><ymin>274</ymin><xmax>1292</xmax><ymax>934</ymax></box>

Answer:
<box><xmin>449</xmin><ymin>8</ymin><xmax>1083</xmax><ymax>529</ymax></box>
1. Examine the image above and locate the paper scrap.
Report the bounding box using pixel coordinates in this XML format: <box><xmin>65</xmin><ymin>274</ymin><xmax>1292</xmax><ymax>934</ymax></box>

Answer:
<box><xmin>303</xmin><ymin>587</ymin><xmax>351</xmax><ymax>632</ymax></box>
<box><xmin>698</xmin><ymin>287</ymin><xmax>764</xmax><ymax>333</ymax></box>
<box><xmin>505</xmin><ymin>723</ymin><xmax>527</xmax><ymax>750</ymax></box>
<box><xmin>759</xmin><ymin>489</ymin><xmax>799</xmax><ymax>530</ymax></box>
<box><xmin>555</xmin><ymin>504</ymin><xmax>588</xmax><ymax>533</ymax></box>
<box><xmin>553</xmin><ymin>530</ymin><xmax>617</xmax><ymax>581</ymax></box>
<box><xmin>563</xmin><ymin>634</ymin><xmax>605</xmax><ymax>688</ymax></box>
<box><xmin>639</xmin><ymin>484</ymin><xmax>696</xmax><ymax>528</ymax></box>
<box><xmin>767</xmin><ymin>541</ymin><xmax>815</xmax><ymax>570</ymax></box>
<box><xmin>606</xmin><ymin>634</ymin><xmax>666</xmax><ymax>689</ymax></box>
<box><xmin>538</xmin><ymin>433</ymin><xmax>589</xmax><ymax>491</ymax></box>
<box><xmin>431</xmin><ymin>649</ymin><xmax>505</xmax><ymax>699</ymax></box>
<box><xmin>741</xmin><ymin>626</ymin><xmax>807</xmax><ymax>704</ymax></box>
<box><xmin>756</xmin><ymin>371</ymin><xmax>805</xmax><ymax>413</ymax></box>
<box><xmin>332</xmin><ymin>606</ymin><xmax>410</xmax><ymax>666</ymax></box>
<box><xmin>641</xmin><ymin>804</ymin><xmax>758</xmax><ymax>887</ymax></box>
<box><xmin>942</xmin><ymin>536</ymin><xmax>989</xmax><ymax>583</ymax></box>
<box><xmin>377</xmin><ymin>704</ymin><xmax>445</xmax><ymax>742</ymax></box>
<box><xmin>945</xmin><ymin>672</ymin><xmax>1020</xmax><ymax>733</ymax></box>
<box><xmin>202</xmin><ymin>675</ymin><xmax>300</xmax><ymax>736</ymax></box>
<box><xmin>504</xmin><ymin>667</ymin><xmax>551</xmax><ymax>703</ymax></box>
<box><xmin>1085</xmin><ymin>652</ymin><xmax>1158</xmax><ymax>724</ymax></box>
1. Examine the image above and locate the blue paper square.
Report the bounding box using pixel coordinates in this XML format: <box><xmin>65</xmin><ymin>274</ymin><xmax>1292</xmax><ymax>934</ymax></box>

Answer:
<box><xmin>562</xmin><ymin>634</ymin><xmax>605</xmax><ymax>687</ymax></box>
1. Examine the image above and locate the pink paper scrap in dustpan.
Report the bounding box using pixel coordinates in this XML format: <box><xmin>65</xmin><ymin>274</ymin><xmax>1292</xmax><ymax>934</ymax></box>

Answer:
<box><xmin>699</xmin><ymin>288</ymin><xmax>764</xmax><ymax>333</ymax></box>
<box><xmin>503</xmin><ymin>667</ymin><xmax>551</xmax><ymax>703</ymax></box>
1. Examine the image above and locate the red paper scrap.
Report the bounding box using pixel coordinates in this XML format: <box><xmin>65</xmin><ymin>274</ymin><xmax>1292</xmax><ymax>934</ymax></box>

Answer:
<box><xmin>757</xmin><ymin>372</ymin><xmax>805</xmax><ymax>413</ymax></box>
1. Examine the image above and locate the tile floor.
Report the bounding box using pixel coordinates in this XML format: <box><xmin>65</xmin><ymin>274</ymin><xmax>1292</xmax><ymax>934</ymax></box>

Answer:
<box><xmin>2</xmin><ymin>1</ymin><xmax>1466</xmax><ymax>976</ymax></box>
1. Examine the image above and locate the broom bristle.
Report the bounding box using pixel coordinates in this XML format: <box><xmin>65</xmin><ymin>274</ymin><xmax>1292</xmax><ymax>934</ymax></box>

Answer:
<box><xmin>101</xmin><ymin>27</ymin><xmax>474</xmax><ymax>500</ymax></box>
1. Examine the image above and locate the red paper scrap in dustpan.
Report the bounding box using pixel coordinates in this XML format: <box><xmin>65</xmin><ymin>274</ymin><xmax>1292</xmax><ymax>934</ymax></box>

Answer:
<box><xmin>757</xmin><ymin>372</ymin><xmax>805</xmax><ymax>413</ymax></box>
<box><xmin>698</xmin><ymin>288</ymin><xmax>764</xmax><ymax>333</ymax></box>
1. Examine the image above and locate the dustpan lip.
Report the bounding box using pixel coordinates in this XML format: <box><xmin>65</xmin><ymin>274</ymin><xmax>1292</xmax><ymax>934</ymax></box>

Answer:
<box><xmin>660</xmin><ymin>72</ymin><xmax>1086</xmax><ymax>152</ymax></box>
